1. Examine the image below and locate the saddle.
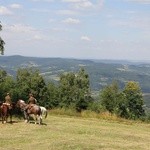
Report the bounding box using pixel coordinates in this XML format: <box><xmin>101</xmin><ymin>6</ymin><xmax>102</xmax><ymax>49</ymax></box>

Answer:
<box><xmin>26</xmin><ymin>104</ymin><xmax>36</xmax><ymax>114</ymax></box>
<box><xmin>2</xmin><ymin>103</ymin><xmax>12</xmax><ymax>109</ymax></box>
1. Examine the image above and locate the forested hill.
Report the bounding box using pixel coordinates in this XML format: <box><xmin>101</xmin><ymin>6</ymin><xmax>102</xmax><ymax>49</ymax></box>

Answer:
<box><xmin>1</xmin><ymin>55</ymin><xmax>150</xmax><ymax>93</ymax></box>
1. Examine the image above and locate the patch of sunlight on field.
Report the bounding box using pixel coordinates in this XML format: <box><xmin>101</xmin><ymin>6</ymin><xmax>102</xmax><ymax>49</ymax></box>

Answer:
<box><xmin>0</xmin><ymin>115</ymin><xmax>150</xmax><ymax>150</ymax></box>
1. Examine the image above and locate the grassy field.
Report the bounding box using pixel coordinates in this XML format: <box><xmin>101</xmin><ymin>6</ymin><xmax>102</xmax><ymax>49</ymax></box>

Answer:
<box><xmin>0</xmin><ymin>113</ymin><xmax>150</xmax><ymax>150</ymax></box>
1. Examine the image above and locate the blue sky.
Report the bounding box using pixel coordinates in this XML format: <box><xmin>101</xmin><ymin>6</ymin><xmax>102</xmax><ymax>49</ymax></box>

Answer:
<box><xmin>0</xmin><ymin>0</ymin><xmax>150</xmax><ymax>60</ymax></box>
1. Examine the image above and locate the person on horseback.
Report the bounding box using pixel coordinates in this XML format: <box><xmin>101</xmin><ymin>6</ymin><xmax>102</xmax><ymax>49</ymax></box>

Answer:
<box><xmin>28</xmin><ymin>93</ymin><xmax>37</xmax><ymax>104</ymax></box>
<box><xmin>25</xmin><ymin>93</ymin><xmax>37</xmax><ymax>113</ymax></box>
<box><xmin>4</xmin><ymin>93</ymin><xmax>12</xmax><ymax>109</ymax></box>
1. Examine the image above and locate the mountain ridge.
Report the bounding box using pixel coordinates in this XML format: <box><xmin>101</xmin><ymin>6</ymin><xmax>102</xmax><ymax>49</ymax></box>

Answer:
<box><xmin>1</xmin><ymin>55</ymin><xmax>150</xmax><ymax>92</ymax></box>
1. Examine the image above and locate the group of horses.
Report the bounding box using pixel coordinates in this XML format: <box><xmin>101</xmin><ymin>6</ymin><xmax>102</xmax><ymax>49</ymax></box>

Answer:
<box><xmin>0</xmin><ymin>100</ymin><xmax>48</xmax><ymax>124</ymax></box>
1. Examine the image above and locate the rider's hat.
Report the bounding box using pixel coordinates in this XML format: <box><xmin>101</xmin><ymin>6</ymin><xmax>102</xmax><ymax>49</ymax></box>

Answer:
<box><xmin>29</xmin><ymin>93</ymin><xmax>33</xmax><ymax>96</ymax></box>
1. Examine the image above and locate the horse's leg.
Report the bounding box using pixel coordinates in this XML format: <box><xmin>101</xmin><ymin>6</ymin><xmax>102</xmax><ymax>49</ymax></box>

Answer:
<box><xmin>5</xmin><ymin>115</ymin><xmax>8</xmax><ymax>123</ymax></box>
<box><xmin>3</xmin><ymin>111</ymin><xmax>7</xmax><ymax>124</ymax></box>
<box><xmin>34</xmin><ymin>115</ymin><xmax>37</xmax><ymax>124</ymax></box>
<box><xmin>10</xmin><ymin>114</ymin><xmax>12</xmax><ymax>123</ymax></box>
<box><xmin>37</xmin><ymin>115</ymin><xmax>42</xmax><ymax>125</ymax></box>
<box><xmin>3</xmin><ymin>115</ymin><xmax>7</xmax><ymax>124</ymax></box>
<box><xmin>9</xmin><ymin>110</ymin><xmax>12</xmax><ymax>123</ymax></box>
<box><xmin>1</xmin><ymin>109</ymin><xmax>5</xmax><ymax>123</ymax></box>
<box><xmin>23</xmin><ymin>111</ymin><xmax>29</xmax><ymax>123</ymax></box>
<box><xmin>2</xmin><ymin>116</ymin><xmax>4</xmax><ymax>124</ymax></box>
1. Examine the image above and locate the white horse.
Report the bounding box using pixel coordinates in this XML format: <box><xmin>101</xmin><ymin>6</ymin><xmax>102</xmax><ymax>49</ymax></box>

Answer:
<box><xmin>40</xmin><ymin>106</ymin><xmax>48</xmax><ymax>119</ymax></box>
<box><xmin>16</xmin><ymin>100</ymin><xmax>42</xmax><ymax>125</ymax></box>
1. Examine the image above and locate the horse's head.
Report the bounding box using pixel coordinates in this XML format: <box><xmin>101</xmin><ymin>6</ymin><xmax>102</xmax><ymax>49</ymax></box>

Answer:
<box><xmin>16</xmin><ymin>99</ymin><xmax>26</xmax><ymax>109</ymax></box>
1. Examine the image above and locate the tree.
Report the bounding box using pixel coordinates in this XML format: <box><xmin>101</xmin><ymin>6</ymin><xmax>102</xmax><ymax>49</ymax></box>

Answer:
<box><xmin>100</xmin><ymin>81</ymin><xmax>120</xmax><ymax>113</ymax></box>
<box><xmin>123</xmin><ymin>81</ymin><xmax>145</xmax><ymax>119</ymax></box>
<box><xmin>46</xmin><ymin>82</ymin><xmax>59</xmax><ymax>108</ymax></box>
<box><xmin>58</xmin><ymin>68</ymin><xmax>92</xmax><ymax>111</ymax></box>
<box><xmin>0</xmin><ymin>23</ymin><xmax>5</xmax><ymax>55</ymax></box>
<box><xmin>59</xmin><ymin>72</ymin><xmax>76</xmax><ymax>108</ymax></box>
<box><xmin>16</xmin><ymin>68</ymin><xmax>48</xmax><ymax>105</ymax></box>
<box><xmin>100</xmin><ymin>81</ymin><xmax>145</xmax><ymax>119</ymax></box>
<box><xmin>74</xmin><ymin>68</ymin><xmax>92</xmax><ymax>111</ymax></box>
<box><xmin>0</xmin><ymin>70</ymin><xmax>15</xmax><ymax>101</ymax></box>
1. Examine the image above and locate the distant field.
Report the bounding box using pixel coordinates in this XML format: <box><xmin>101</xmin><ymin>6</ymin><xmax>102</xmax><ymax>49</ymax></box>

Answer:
<box><xmin>0</xmin><ymin>113</ymin><xmax>150</xmax><ymax>150</ymax></box>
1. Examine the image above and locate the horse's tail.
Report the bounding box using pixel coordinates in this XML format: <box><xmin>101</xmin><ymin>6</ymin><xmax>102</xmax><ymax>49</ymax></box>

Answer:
<box><xmin>45</xmin><ymin>110</ymin><xmax>48</xmax><ymax>118</ymax></box>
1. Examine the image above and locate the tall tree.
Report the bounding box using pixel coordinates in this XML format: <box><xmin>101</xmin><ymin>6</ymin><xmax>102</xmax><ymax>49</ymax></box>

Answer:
<box><xmin>59</xmin><ymin>72</ymin><xmax>76</xmax><ymax>108</ymax></box>
<box><xmin>74</xmin><ymin>68</ymin><xmax>92</xmax><ymax>111</ymax></box>
<box><xmin>0</xmin><ymin>70</ymin><xmax>15</xmax><ymax>101</ymax></box>
<box><xmin>100</xmin><ymin>81</ymin><xmax>120</xmax><ymax>113</ymax></box>
<box><xmin>0</xmin><ymin>23</ymin><xmax>5</xmax><ymax>55</ymax></box>
<box><xmin>100</xmin><ymin>81</ymin><xmax>145</xmax><ymax>119</ymax></box>
<box><xmin>59</xmin><ymin>68</ymin><xmax>92</xmax><ymax>111</ymax></box>
<box><xmin>123</xmin><ymin>81</ymin><xmax>145</xmax><ymax>119</ymax></box>
<box><xmin>46</xmin><ymin>82</ymin><xmax>59</xmax><ymax>108</ymax></box>
<box><xmin>16</xmin><ymin>68</ymin><xmax>48</xmax><ymax>105</ymax></box>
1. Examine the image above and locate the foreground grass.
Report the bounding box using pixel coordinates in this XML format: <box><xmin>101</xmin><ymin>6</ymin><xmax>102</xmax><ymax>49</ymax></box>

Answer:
<box><xmin>0</xmin><ymin>113</ymin><xmax>150</xmax><ymax>150</ymax></box>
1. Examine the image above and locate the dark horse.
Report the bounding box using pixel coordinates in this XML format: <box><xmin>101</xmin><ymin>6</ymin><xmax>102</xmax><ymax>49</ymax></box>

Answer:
<box><xmin>0</xmin><ymin>103</ymin><xmax>14</xmax><ymax>124</ymax></box>
<box><xmin>16</xmin><ymin>100</ymin><xmax>42</xmax><ymax>124</ymax></box>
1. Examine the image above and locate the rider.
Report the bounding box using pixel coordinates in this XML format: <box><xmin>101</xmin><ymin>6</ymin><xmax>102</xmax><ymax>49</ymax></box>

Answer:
<box><xmin>28</xmin><ymin>93</ymin><xmax>37</xmax><ymax>104</ymax></box>
<box><xmin>25</xmin><ymin>93</ymin><xmax>37</xmax><ymax>113</ymax></box>
<box><xmin>4</xmin><ymin>93</ymin><xmax>12</xmax><ymax>109</ymax></box>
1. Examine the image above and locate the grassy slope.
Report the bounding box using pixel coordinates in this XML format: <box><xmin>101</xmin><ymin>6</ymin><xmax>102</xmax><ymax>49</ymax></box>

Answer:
<box><xmin>0</xmin><ymin>114</ymin><xmax>150</xmax><ymax>150</ymax></box>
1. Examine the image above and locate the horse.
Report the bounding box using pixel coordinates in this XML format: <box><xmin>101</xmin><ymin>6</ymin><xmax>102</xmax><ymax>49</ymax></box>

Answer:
<box><xmin>0</xmin><ymin>103</ymin><xmax>13</xmax><ymax>124</ymax></box>
<box><xmin>40</xmin><ymin>106</ymin><xmax>48</xmax><ymax>119</ymax></box>
<box><xmin>16</xmin><ymin>100</ymin><xmax>42</xmax><ymax>125</ymax></box>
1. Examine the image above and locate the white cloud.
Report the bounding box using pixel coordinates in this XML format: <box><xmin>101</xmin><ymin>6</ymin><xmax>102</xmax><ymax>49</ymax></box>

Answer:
<box><xmin>3</xmin><ymin>23</ymin><xmax>47</xmax><ymax>47</ymax></box>
<box><xmin>6</xmin><ymin>24</ymin><xmax>35</xmax><ymax>33</ymax></box>
<box><xmin>125</xmin><ymin>0</ymin><xmax>150</xmax><ymax>4</ymax></box>
<box><xmin>33</xmin><ymin>35</ymin><xmax>43</xmax><ymax>40</ymax></box>
<box><xmin>62</xmin><ymin>0</ymin><xmax>83</xmax><ymax>2</ymax></box>
<box><xmin>62</xmin><ymin>0</ymin><xmax>94</xmax><ymax>9</ymax></box>
<box><xmin>81</xmin><ymin>36</ymin><xmax>91</xmax><ymax>41</ymax></box>
<box><xmin>110</xmin><ymin>17</ymin><xmax>150</xmax><ymax>30</ymax></box>
<box><xmin>62</xmin><ymin>17</ymin><xmax>80</xmax><ymax>24</ymax></box>
<box><xmin>0</xmin><ymin>6</ymin><xmax>13</xmax><ymax>15</ymax></box>
<box><xmin>74</xmin><ymin>1</ymin><xmax>94</xmax><ymax>9</ymax></box>
<box><xmin>31</xmin><ymin>8</ymin><xmax>51</xmax><ymax>13</ymax></box>
<box><xmin>9</xmin><ymin>4</ymin><xmax>22</xmax><ymax>9</ymax></box>
<box><xmin>31</xmin><ymin>0</ymin><xmax>54</xmax><ymax>2</ymax></box>
<box><xmin>62</xmin><ymin>0</ymin><xmax>104</xmax><ymax>10</ymax></box>
<box><xmin>48</xmin><ymin>18</ymin><xmax>55</xmax><ymax>23</ymax></box>
<box><xmin>57</xmin><ymin>9</ymin><xmax>79</xmax><ymax>15</ymax></box>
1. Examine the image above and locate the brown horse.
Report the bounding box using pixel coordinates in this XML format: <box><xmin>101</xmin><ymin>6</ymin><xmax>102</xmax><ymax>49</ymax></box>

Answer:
<box><xmin>0</xmin><ymin>103</ymin><xmax>13</xmax><ymax>124</ymax></box>
<box><xmin>16</xmin><ymin>100</ymin><xmax>42</xmax><ymax>124</ymax></box>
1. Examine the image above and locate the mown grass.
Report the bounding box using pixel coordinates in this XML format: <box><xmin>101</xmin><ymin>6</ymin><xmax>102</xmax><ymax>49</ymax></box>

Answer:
<box><xmin>0</xmin><ymin>110</ymin><xmax>150</xmax><ymax>150</ymax></box>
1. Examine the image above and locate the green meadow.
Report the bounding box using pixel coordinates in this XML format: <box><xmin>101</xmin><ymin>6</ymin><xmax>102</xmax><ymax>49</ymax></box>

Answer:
<box><xmin>0</xmin><ymin>112</ymin><xmax>150</xmax><ymax>150</ymax></box>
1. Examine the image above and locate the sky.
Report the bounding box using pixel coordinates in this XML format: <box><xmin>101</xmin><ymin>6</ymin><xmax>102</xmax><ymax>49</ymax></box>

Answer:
<box><xmin>0</xmin><ymin>0</ymin><xmax>150</xmax><ymax>60</ymax></box>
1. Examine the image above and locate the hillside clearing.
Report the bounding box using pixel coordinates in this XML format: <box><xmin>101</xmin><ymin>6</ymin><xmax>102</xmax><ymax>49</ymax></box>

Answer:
<box><xmin>0</xmin><ymin>114</ymin><xmax>150</xmax><ymax>150</ymax></box>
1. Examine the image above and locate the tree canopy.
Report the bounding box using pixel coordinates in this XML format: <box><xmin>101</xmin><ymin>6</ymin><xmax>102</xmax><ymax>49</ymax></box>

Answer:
<box><xmin>100</xmin><ymin>81</ymin><xmax>145</xmax><ymax>119</ymax></box>
<box><xmin>0</xmin><ymin>23</ymin><xmax>5</xmax><ymax>55</ymax></box>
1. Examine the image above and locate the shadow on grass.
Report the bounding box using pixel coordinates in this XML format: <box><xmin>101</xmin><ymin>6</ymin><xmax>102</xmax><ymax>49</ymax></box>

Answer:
<box><xmin>28</xmin><ymin>121</ymin><xmax>47</xmax><ymax>126</ymax></box>
<box><xmin>0</xmin><ymin>119</ymin><xmax>21</xmax><ymax>124</ymax></box>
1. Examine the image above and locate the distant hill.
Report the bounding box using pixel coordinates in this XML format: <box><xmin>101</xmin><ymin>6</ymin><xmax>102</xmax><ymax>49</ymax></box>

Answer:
<box><xmin>1</xmin><ymin>55</ymin><xmax>150</xmax><ymax>91</ymax></box>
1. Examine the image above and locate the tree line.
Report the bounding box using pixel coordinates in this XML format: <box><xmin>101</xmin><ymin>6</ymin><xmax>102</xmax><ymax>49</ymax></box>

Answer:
<box><xmin>0</xmin><ymin>67</ymin><xmax>147</xmax><ymax>120</ymax></box>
